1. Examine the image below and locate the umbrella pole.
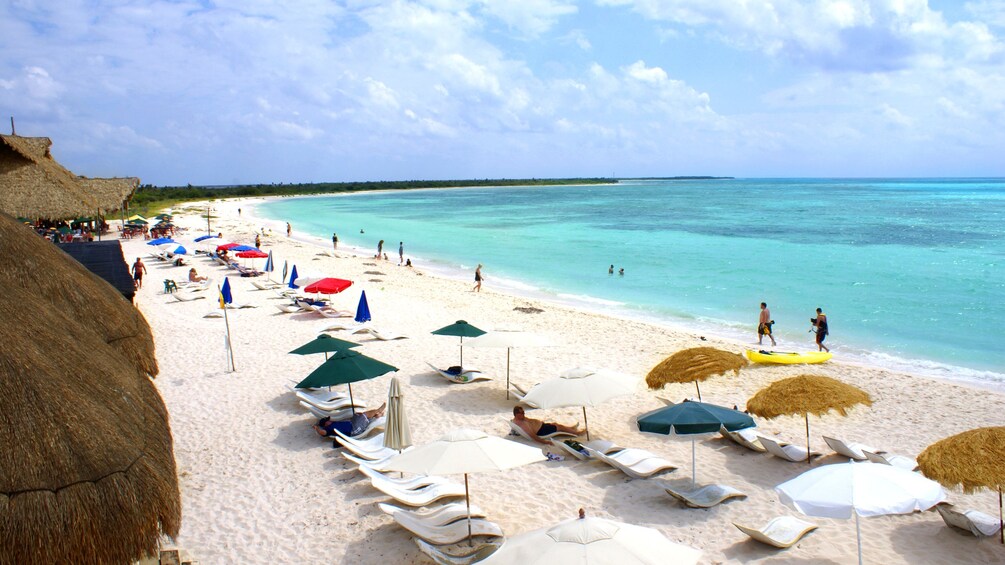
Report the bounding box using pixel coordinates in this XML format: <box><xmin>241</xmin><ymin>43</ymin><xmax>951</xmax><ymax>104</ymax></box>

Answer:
<box><xmin>348</xmin><ymin>384</ymin><xmax>357</xmax><ymax>415</ymax></box>
<box><xmin>505</xmin><ymin>348</ymin><xmax>511</xmax><ymax>400</ymax></box>
<box><xmin>582</xmin><ymin>407</ymin><xmax>589</xmax><ymax>441</ymax></box>
<box><xmin>459</xmin><ymin>336</ymin><xmax>463</xmax><ymax>368</ymax></box>
<box><xmin>465</xmin><ymin>473</ymin><xmax>472</xmax><ymax>546</ymax></box>
<box><xmin>695</xmin><ymin>382</ymin><xmax>701</xmax><ymax>402</ymax></box>
<box><xmin>691</xmin><ymin>437</ymin><xmax>697</xmax><ymax>487</ymax></box>
<box><xmin>805</xmin><ymin>414</ymin><xmax>811</xmax><ymax>465</ymax></box>
<box><xmin>855</xmin><ymin>513</ymin><xmax>863</xmax><ymax>565</ymax></box>
<box><xmin>999</xmin><ymin>487</ymin><xmax>1003</xmax><ymax>544</ymax></box>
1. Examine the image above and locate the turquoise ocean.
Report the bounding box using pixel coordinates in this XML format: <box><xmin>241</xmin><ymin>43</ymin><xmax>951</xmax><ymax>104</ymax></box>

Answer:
<box><xmin>258</xmin><ymin>178</ymin><xmax>1005</xmax><ymax>387</ymax></box>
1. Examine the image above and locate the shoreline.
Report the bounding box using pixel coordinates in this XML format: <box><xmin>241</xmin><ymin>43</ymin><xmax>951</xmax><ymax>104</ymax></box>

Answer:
<box><xmin>239</xmin><ymin>194</ymin><xmax>1005</xmax><ymax>392</ymax></box>
<box><xmin>135</xmin><ymin>199</ymin><xmax>1005</xmax><ymax>564</ymax></box>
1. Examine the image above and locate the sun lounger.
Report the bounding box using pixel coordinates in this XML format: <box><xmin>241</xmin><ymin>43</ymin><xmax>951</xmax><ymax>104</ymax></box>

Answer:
<box><xmin>936</xmin><ymin>503</ymin><xmax>1002</xmax><ymax>538</ymax></box>
<box><xmin>863</xmin><ymin>450</ymin><xmax>919</xmax><ymax>471</ymax></box>
<box><xmin>296</xmin><ymin>391</ymin><xmax>363</xmax><ymax>412</ymax></box>
<box><xmin>343</xmin><ymin>451</ymin><xmax>398</xmax><ymax>472</ymax></box>
<box><xmin>733</xmin><ymin>516</ymin><xmax>818</xmax><ymax>548</ymax></box>
<box><xmin>664</xmin><ymin>483</ymin><xmax>747</xmax><ymax>508</ymax></box>
<box><xmin>552</xmin><ymin>439</ymin><xmax>624</xmax><ymax>461</ymax></box>
<box><xmin>276</xmin><ymin>303</ymin><xmax>308</xmax><ymax>314</ymax></box>
<box><xmin>358</xmin><ymin>464</ymin><xmax>452</xmax><ymax>491</ymax></box>
<box><xmin>288</xmin><ymin>385</ymin><xmax>349</xmax><ymax>403</ymax></box>
<box><xmin>426</xmin><ymin>362</ymin><xmax>491</xmax><ymax>384</ymax></box>
<box><xmin>368</xmin><ymin>473</ymin><xmax>467</xmax><ymax>507</ymax></box>
<box><xmin>319</xmin><ymin>320</ymin><xmax>368</xmax><ymax>333</ymax></box>
<box><xmin>353</xmin><ymin>327</ymin><xmax>408</xmax><ymax>340</ymax></box>
<box><xmin>171</xmin><ymin>293</ymin><xmax>206</xmax><ymax>303</ymax></box>
<box><xmin>299</xmin><ymin>401</ymin><xmax>354</xmax><ymax>422</ymax></box>
<box><xmin>759</xmin><ymin>437</ymin><xmax>821</xmax><ymax>462</ymax></box>
<box><xmin>585</xmin><ymin>447</ymin><xmax>677</xmax><ymax>480</ymax></box>
<box><xmin>225</xmin><ymin>302</ymin><xmax>257</xmax><ymax>309</ymax></box>
<box><xmin>719</xmin><ymin>428</ymin><xmax>772</xmax><ymax>453</ymax></box>
<box><xmin>251</xmin><ymin>280</ymin><xmax>282</xmax><ymax>290</ymax></box>
<box><xmin>203</xmin><ymin>310</ymin><xmax>223</xmax><ymax>318</ymax></box>
<box><xmin>332</xmin><ymin>431</ymin><xmax>386</xmax><ymax>453</ymax></box>
<box><xmin>392</xmin><ymin>512</ymin><xmax>503</xmax><ymax>545</ymax></box>
<box><xmin>822</xmin><ymin>436</ymin><xmax>882</xmax><ymax>461</ymax></box>
<box><xmin>378</xmin><ymin>502</ymin><xmax>487</xmax><ymax>526</ymax></box>
<box><xmin>414</xmin><ymin>539</ymin><xmax>501</xmax><ymax>565</ymax></box>
<box><xmin>506</xmin><ymin>420</ymin><xmax>577</xmax><ymax>444</ymax></box>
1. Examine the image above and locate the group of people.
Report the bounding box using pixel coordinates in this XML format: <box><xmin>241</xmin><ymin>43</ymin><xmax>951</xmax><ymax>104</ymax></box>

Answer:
<box><xmin>607</xmin><ymin>265</ymin><xmax>624</xmax><ymax>276</ymax></box>
<box><xmin>758</xmin><ymin>302</ymin><xmax>830</xmax><ymax>352</ymax></box>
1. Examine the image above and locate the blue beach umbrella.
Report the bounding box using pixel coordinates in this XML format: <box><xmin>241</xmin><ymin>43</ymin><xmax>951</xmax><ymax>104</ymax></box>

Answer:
<box><xmin>147</xmin><ymin>237</ymin><xmax>174</xmax><ymax>245</ymax></box>
<box><xmin>231</xmin><ymin>244</ymin><xmax>258</xmax><ymax>252</ymax></box>
<box><xmin>158</xmin><ymin>243</ymin><xmax>187</xmax><ymax>255</ymax></box>
<box><xmin>220</xmin><ymin>277</ymin><xmax>233</xmax><ymax>306</ymax></box>
<box><xmin>288</xmin><ymin>265</ymin><xmax>299</xmax><ymax>289</ymax></box>
<box><xmin>355</xmin><ymin>291</ymin><xmax>371</xmax><ymax>323</ymax></box>
<box><xmin>194</xmin><ymin>234</ymin><xmax>218</xmax><ymax>242</ymax></box>
<box><xmin>264</xmin><ymin>250</ymin><xmax>274</xmax><ymax>274</ymax></box>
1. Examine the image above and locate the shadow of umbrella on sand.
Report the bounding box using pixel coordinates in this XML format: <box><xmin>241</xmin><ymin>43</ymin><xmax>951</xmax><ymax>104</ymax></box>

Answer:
<box><xmin>466</xmin><ymin>330</ymin><xmax>557</xmax><ymax>399</ymax></box>
<box><xmin>646</xmin><ymin>347</ymin><xmax>748</xmax><ymax>402</ymax></box>
<box><xmin>0</xmin><ymin>213</ymin><xmax>181</xmax><ymax>565</ymax></box>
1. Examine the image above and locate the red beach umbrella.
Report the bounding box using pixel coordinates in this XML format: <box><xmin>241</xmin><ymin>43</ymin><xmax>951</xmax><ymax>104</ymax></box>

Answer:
<box><xmin>236</xmin><ymin>250</ymin><xmax>268</xmax><ymax>259</ymax></box>
<box><xmin>304</xmin><ymin>278</ymin><xmax>353</xmax><ymax>295</ymax></box>
<box><xmin>216</xmin><ymin>242</ymin><xmax>239</xmax><ymax>251</ymax></box>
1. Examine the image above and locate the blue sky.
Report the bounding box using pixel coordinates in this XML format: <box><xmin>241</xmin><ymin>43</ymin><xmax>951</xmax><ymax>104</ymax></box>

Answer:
<box><xmin>1</xmin><ymin>0</ymin><xmax>1003</xmax><ymax>185</ymax></box>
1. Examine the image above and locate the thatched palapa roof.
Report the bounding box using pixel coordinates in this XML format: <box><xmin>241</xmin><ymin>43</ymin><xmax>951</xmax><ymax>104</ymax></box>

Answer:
<box><xmin>646</xmin><ymin>347</ymin><xmax>748</xmax><ymax>390</ymax></box>
<box><xmin>78</xmin><ymin>176</ymin><xmax>141</xmax><ymax>214</ymax></box>
<box><xmin>746</xmin><ymin>374</ymin><xmax>872</xmax><ymax>418</ymax></box>
<box><xmin>0</xmin><ymin>134</ymin><xmax>98</xmax><ymax>220</ymax></box>
<box><xmin>918</xmin><ymin>427</ymin><xmax>1005</xmax><ymax>494</ymax></box>
<box><xmin>0</xmin><ymin>213</ymin><xmax>180</xmax><ymax>564</ymax></box>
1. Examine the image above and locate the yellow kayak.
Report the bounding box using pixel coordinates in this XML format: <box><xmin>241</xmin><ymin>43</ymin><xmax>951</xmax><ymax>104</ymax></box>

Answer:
<box><xmin>746</xmin><ymin>350</ymin><xmax>833</xmax><ymax>365</ymax></box>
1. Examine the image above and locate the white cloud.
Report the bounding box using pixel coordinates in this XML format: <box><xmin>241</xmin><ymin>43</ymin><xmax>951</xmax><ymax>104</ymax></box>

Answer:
<box><xmin>966</xmin><ymin>0</ymin><xmax>1005</xmax><ymax>27</ymax></box>
<box><xmin>476</xmin><ymin>0</ymin><xmax>578</xmax><ymax>37</ymax></box>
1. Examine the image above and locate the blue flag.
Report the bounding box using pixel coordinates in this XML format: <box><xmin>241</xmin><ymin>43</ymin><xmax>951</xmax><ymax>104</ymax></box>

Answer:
<box><xmin>221</xmin><ymin>277</ymin><xmax>233</xmax><ymax>306</ymax></box>
<box><xmin>288</xmin><ymin>265</ymin><xmax>299</xmax><ymax>289</ymax></box>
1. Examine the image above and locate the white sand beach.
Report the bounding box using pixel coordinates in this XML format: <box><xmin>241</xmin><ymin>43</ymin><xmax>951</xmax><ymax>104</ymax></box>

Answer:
<box><xmin>130</xmin><ymin>199</ymin><xmax>1004</xmax><ymax>564</ymax></box>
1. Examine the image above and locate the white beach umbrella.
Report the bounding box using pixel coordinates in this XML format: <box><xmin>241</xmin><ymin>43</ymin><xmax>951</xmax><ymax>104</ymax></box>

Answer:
<box><xmin>466</xmin><ymin>330</ymin><xmax>557</xmax><ymax>398</ymax></box>
<box><xmin>776</xmin><ymin>461</ymin><xmax>947</xmax><ymax>565</ymax></box>
<box><xmin>520</xmin><ymin>367</ymin><xmax>639</xmax><ymax>440</ymax></box>
<box><xmin>385</xmin><ymin>429</ymin><xmax>547</xmax><ymax>543</ymax></box>
<box><xmin>480</xmin><ymin>509</ymin><xmax>701</xmax><ymax>565</ymax></box>
<box><xmin>383</xmin><ymin>377</ymin><xmax>412</xmax><ymax>452</ymax></box>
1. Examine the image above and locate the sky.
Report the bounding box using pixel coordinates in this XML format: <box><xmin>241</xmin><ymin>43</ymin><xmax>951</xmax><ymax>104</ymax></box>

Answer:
<box><xmin>1</xmin><ymin>0</ymin><xmax>1003</xmax><ymax>185</ymax></box>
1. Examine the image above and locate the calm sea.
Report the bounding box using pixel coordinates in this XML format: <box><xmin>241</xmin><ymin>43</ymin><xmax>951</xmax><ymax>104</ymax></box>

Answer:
<box><xmin>258</xmin><ymin>178</ymin><xmax>1005</xmax><ymax>386</ymax></box>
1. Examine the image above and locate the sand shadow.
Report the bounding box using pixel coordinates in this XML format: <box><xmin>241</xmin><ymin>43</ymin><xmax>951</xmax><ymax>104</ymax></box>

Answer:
<box><xmin>265</xmin><ymin>390</ymin><xmax>310</xmax><ymax>415</ymax></box>
<box><xmin>433</xmin><ymin>386</ymin><xmax>520</xmax><ymax>416</ymax></box>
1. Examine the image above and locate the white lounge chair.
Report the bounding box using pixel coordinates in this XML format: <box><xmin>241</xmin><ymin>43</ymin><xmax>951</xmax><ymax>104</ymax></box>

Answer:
<box><xmin>733</xmin><ymin>516</ymin><xmax>818</xmax><ymax>548</ymax></box>
<box><xmin>585</xmin><ymin>447</ymin><xmax>677</xmax><ymax>480</ymax></box>
<box><xmin>664</xmin><ymin>483</ymin><xmax>747</xmax><ymax>508</ymax></box>
<box><xmin>378</xmin><ymin>502</ymin><xmax>487</xmax><ymax>526</ymax></box>
<box><xmin>333</xmin><ymin>431</ymin><xmax>386</xmax><ymax>452</ymax></box>
<box><xmin>415</xmin><ymin>538</ymin><xmax>501</xmax><ymax>565</ymax></box>
<box><xmin>296</xmin><ymin>392</ymin><xmax>363</xmax><ymax>412</ymax></box>
<box><xmin>551</xmin><ymin>439</ymin><xmax>624</xmax><ymax>461</ymax></box>
<box><xmin>509</xmin><ymin>382</ymin><xmax>532</xmax><ymax>400</ymax></box>
<box><xmin>318</xmin><ymin>320</ymin><xmax>368</xmax><ymax>333</ymax></box>
<box><xmin>426</xmin><ymin>362</ymin><xmax>491</xmax><ymax>384</ymax></box>
<box><xmin>822</xmin><ymin>436</ymin><xmax>882</xmax><ymax>461</ymax></box>
<box><xmin>275</xmin><ymin>303</ymin><xmax>308</xmax><ymax>314</ymax></box>
<box><xmin>309</xmin><ymin>304</ymin><xmax>355</xmax><ymax>318</ymax></box>
<box><xmin>299</xmin><ymin>401</ymin><xmax>354</xmax><ymax>422</ymax></box>
<box><xmin>720</xmin><ymin>428</ymin><xmax>770</xmax><ymax>453</ymax></box>
<box><xmin>171</xmin><ymin>293</ymin><xmax>206</xmax><ymax>302</ymax></box>
<box><xmin>368</xmin><ymin>474</ymin><xmax>466</xmax><ymax>507</ymax></box>
<box><xmin>759</xmin><ymin>437</ymin><xmax>821</xmax><ymax>463</ymax></box>
<box><xmin>506</xmin><ymin>420</ymin><xmax>577</xmax><ymax>444</ymax></box>
<box><xmin>936</xmin><ymin>503</ymin><xmax>1002</xmax><ymax>538</ymax></box>
<box><xmin>358</xmin><ymin>465</ymin><xmax>451</xmax><ymax>491</ymax></box>
<box><xmin>863</xmin><ymin>450</ymin><xmax>919</xmax><ymax>471</ymax></box>
<box><xmin>225</xmin><ymin>302</ymin><xmax>257</xmax><ymax>309</ymax></box>
<box><xmin>340</xmin><ymin>437</ymin><xmax>398</xmax><ymax>461</ymax></box>
<box><xmin>251</xmin><ymin>280</ymin><xmax>282</xmax><ymax>290</ymax></box>
<box><xmin>353</xmin><ymin>327</ymin><xmax>408</xmax><ymax>341</ymax></box>
<box><xmin>343</xmin><ymin>451</ymin><xmax>398</xmax><ymax>472</ymax></box>
<box><xmin>392</xmin><ymin>512</ymin><xmax>503</xmax><ymax>545</ymax></box>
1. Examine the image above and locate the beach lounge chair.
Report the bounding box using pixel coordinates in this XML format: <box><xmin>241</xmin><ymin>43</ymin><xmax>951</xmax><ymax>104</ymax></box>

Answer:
<box><xmin>343</xmin><ymin>451</ymin><xmax>398</xmax><ymax>472</ymax></box>
<box><xmin>289</xmin><ymin>385</ymin><xmax>349</xmax><ymax>403</ymax></box>
<box><xmin>203</xmin><ymin>310</ymin><xmax>223</xmax><ymax>318</ymax></box>
<box><xmin>377</xmin><ymin>502</ymin><xmax>487</xmax><ymax>526</ymax></box>
<box><xmin>392</xmin><ymin>512</ymin><xmax>503</xmax><ymax>545</ymax></box>
<box><xmin>426</xmin><ymin>362</ymin><xmax>491</xmax><ymax>384</ymax></box>
<box><xmin>171</xmin><ymin>293</ymin><xmax>206</xmax><ymax>303</ymax></box>
<box><xmin>325</xmin><ymin>416</ymin><xmax>387</xmax><ymax>446</ymax></box>
<box><xmin>358</xmin><ymin>465</ymin><xmax>451</xmax><ymax>491</ymax></box>
<box><xmin>663</xmin><ymin>483</ymin><xmax>747</xmax><ymax>508</ymax></box>
<box><xmin>368</xmin><ymin>473</ymin><xmax>467</xmax><ymax>507</ymax></box>
<box><xmin>353</xmin><ymin>327</ymin><xmax>408</xmax><ymax>341</ymax></box>
<box><xmin>822</xmin><ymin>436</ymin><xmax>883</xmax><ymax>461</ymax></box>
<box><xmin>225</xmin><ymin>302</ymin><xmax>257</xmax><ymax>309</ymax></box>
<box><xmin>308</xmin><ymin>305</ymin><xmax>355</xmax><ymax>319</ymax></box>
<box><xmin>333</xmin><ymin>430</ymin><xmax>386</xmax><ymax>452</ymax></box>
<box><xmin>299</xmin><ymin>401</ymin><xmax>355</xmax><ymax>422</ymax></box>
<box><xmin>936</xmin><ymin>503</ymin><xmax>1002</xmax><ymax>538</ymax></box>
<box><xmin>733</xmin><ymin>516</ymin><xmax>818</xmax><ymax>548</ymax></box>
<box><xmin>296</xmin><ymin>391</ymin><xmax>363</xmax><ymax>412</ymax></box>
<box><xmin>509</xmin><ymin>382</ymin><xmax>532</xmax><ymax>400</ymax></box>
<box><xmin>863</xmin><ymin>450</ymin><xmax>919</xmax><ymax>471</ymax></box>
<box><xmin>552</xmin><ymin>439</ymin><xmax>624</xmax><ymax>461</ymax></box>
<box><xmin>720</xmin><ymin>428</ymin><xmax>769</xmax><ymax>453</ymax></box>
<box><xmin>759</xmin><ymin>437</ymin><xmax>822</xmax><ymax>463</ymax></box>
<box><xmin>584</xmin><ymin>447</ymin><xmax>677</xmax><ymax>480</ymax></box>
<box><xmin>251</xmin><ymin>280</ymin><xmax>282</xmax><ymax>290</ymax></box>
<box><xmin>506</xmin><ymin>420</ymin><xmax>577</xmax><ymax>444</ymax></box>
<box><xmin>275</xmin><ymin>303</ymin><xmax>308</xmax><ymax>314</ymax></box>
<box><xmin>318</xmin><ymin>320</ymin><xmax>368</xmax><ymax>333</ymax></box>
<box><xmin>414</xmin><ymin>539</ymin><xmax>501</xmax><ymax>565</ymax></box>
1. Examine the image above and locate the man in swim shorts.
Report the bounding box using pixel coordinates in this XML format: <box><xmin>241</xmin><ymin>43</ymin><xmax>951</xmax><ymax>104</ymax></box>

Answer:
<box><xmin>512</xmin><ymin>406</ymin><xmax>582</xmax><ymax>444</ymax></box>
<box><xmin>758</xmin><ymin>302</ymin><xmax>776</xmax><ymax>346</ymax></box>
<box><xmin>813</xmin><ymin>308</ymin><xmax>830</xmax><ymax>352</ymax></box>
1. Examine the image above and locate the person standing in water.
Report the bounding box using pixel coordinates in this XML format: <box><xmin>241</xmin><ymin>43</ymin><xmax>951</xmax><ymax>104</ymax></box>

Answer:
<box><xmin>473</xmin><ymin>264</ymin><xmax>484</xmax><ymax>292</ymax></box>
<box><xmin>286</xmin><ymin>222</ymin><xmax>291</xmax><ymax>237</ymax></box>
<box><xmin>608</xmin><ymin>264</ymin><xmax>614</xmax><ymax>275</ymax></box>
<box><xmin>332</xmin><ymin>233</ymin><xmax>338</xmax><ymax>251</ymax></box>
<box><xmin>398</xmin><ymin>242</ymin><xmax>404</xmax><ymax>265</ymax></box>
<box><xmin>813</xmin><ymin>307</ymin><xmax>830</xmax><ymax>352</ymax></box>
<box><xmin>758</xmin><ymin>302</ymin><xmax>776</xmax><ymax>346</ymax></box>
<box><xmin>377</xmin><ymin>239</ymin><xmax>384</xmax><ymax>259</ymax></box>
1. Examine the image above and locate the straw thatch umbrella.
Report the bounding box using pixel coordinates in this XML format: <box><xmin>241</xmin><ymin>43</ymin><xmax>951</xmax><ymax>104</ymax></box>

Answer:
<box><xmin>645</xmin><ymin>347</ymin><xmax>748</xmax><ymax>402</ymax></box>
<box><xmin>747</xmin><ymin>375</ymin><xmax>872</xmax><ymax>464</ymax></box>
<box><xmin>0</xmin><ymin>213</ymin><xmax>181</xmax><ymax>564</ymax></box>
<box><xmin>917</xmin><ymin>426</ymin><xmax>1005</xmax><ymax>543</ymax></box>
<box><xmin>0</xmin><ymin>134</ymin><xmax>99</xmax><ymax>220</ymax></box>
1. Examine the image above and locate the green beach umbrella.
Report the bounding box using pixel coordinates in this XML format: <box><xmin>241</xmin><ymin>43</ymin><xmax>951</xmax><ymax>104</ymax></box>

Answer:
<box><xmin>295</xmin><ymin>349</ymin><xmax>397</xmax><ymax>414</ymax></box>
<box><xmin>56</xmin><ymin>226</ymin><xmax>71</xmax><ymax>235</ymax></box>
<box><xmin>431</xmin><ymin>320</ymin><xmax>486</xmax><ymax>367</ymax></box>
<box><xmin>289</xmin><ymin>334</ymin><xmax>361</xmax><ymax>360</ymax></box>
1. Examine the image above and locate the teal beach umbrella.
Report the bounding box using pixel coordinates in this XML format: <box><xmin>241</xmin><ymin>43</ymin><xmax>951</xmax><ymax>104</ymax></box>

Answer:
<box><xmin>296</xmin><ymin>349</ymin><xmax>397</xmax><ymax>413</ymax></box>
<box><xmin>431</xmin><ymin>320</ymin><xmax>486</xmax><ymax>367</ymax></box>
<box><xmin>289</xmin><ymin>334</ymin><xmax>360</xmax><ymax>360</ymax></box>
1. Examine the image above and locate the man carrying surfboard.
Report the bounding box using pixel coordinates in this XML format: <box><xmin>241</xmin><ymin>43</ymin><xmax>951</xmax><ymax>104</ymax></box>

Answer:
<box><xmin>758</xmin><ymin>302</ymin><xmax>776</xmax><ymax>346</ymax></box>
<box><xmin>812</xmin><ymin>308</ymin><xmax>830</xmax><ymax>352</ymax></box>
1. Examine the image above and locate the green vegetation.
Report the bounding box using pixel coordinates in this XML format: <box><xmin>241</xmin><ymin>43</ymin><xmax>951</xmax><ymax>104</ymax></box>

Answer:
<box><xmin>130</xmin><ymin>178</ymin><xmax>615</xmax><ymax>210</ymax></box>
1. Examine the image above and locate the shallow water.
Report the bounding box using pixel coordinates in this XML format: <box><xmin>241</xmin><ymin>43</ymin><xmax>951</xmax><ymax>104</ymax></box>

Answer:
<box><xmin>259</xmin><ymin>178</ymin><xmax>1005</xmax><ymax>385</ymax></box>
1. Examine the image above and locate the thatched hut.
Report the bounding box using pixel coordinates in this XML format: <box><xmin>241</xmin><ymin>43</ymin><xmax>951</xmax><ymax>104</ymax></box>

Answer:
<box><xmin>0</xmin><ymin>213</ymin><xmax>180</xmax><ymax>564</ymax></box>
<box><xmin>0</xmin><ymin>134</ymin><xmax>98</xmax><ymax>220</ymax></box>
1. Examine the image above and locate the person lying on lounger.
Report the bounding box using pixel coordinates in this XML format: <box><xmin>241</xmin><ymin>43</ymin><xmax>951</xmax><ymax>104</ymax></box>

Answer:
<box><xmin>512</xmin><ymin>406</ymin><xmax>581</xmax><ymax>444</ymax></box>
<box><xmin>313</xmin><ymin>403</ymin><xmax>386</xmax><ymax>439</ymax></box>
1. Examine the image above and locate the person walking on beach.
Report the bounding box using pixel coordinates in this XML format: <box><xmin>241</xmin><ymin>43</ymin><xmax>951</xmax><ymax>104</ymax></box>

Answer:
<box><xmin>758</xmin><ymin>302</ymin><xmax>776</xmax><ymax>347</ymax></box>
<box><xmin>473</xmin><ymin>264</ymin><xmax>484</xmax><ymax>292</ymax></box>
<box><xmin>255</xmin><ymin>234</ymin><xmax>261</xmax><ymax>249</ymax></box>
<box><xmin>377</xmin><ymin>239</ymin><xmax>384</xmax><ymax>259</ymax></box>
<box><xmin>286</xmin><ymin>222</ymin><xmax>292</xmax><ymax>237</ymax></box>
<box><xmin>332</xmin><ymin>232</ymin><xmax>338</xmax><ymax>251</ymax></box>
<box><xmin>398</xmin><ymin>242</ymin><xmax>404</xmax><ymax>265</ymax></box>
<box><xmin>812</xmin><ymin>307</ymin><xmax>830</xmax><ymax>352</ymax></box>
<box><xmin>132</xmin><ymin>257</ymin><xmax>147</xmax><ymax>290</ymax></box>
